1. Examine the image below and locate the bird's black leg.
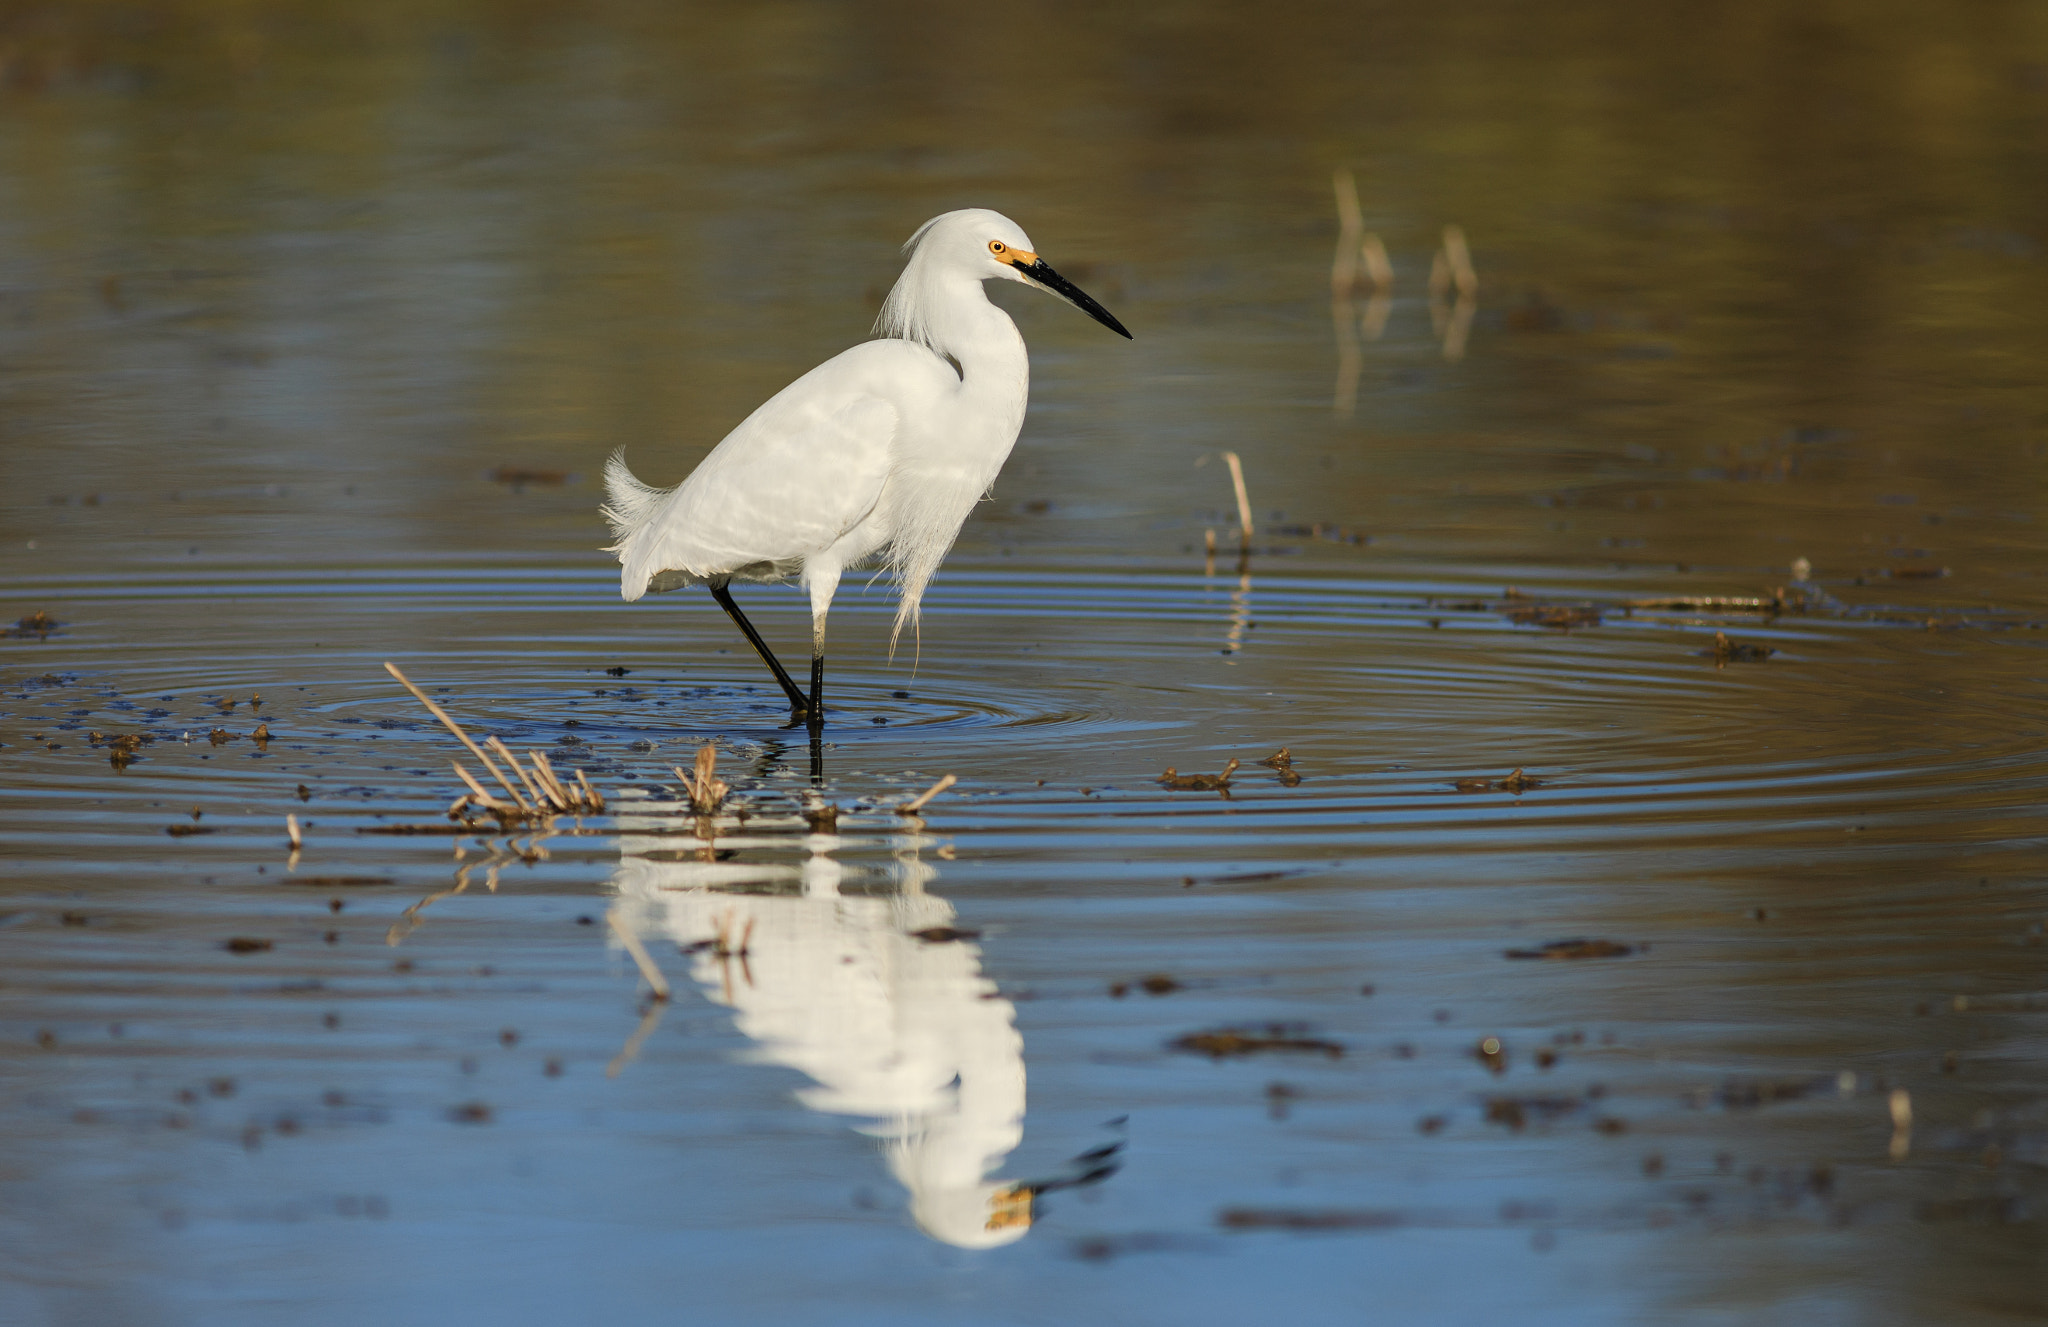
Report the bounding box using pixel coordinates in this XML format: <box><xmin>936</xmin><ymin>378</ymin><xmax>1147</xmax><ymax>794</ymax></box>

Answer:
<box><xmin>710</xmin><ymin>584</ymin><xmax>810</xmax><ymax>721</ymax></box>
<box><xmin>808</xmin><ymin>654</ymin><xmax>824</xmax><ymax>729</ymax></box>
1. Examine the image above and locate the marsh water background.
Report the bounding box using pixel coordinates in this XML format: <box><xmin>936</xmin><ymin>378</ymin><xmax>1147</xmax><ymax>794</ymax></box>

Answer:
<box><xmin>4</xmin><ymin>2</ymin><xmax>2048</xmax><ymax>1322</ymax></box>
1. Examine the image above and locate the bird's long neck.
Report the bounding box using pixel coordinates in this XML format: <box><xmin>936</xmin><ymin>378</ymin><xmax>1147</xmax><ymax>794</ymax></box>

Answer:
<box><xmin>931</xmin><ymin>277</ymin><xmax>1027</xmax><ymax>435</ymax></box>
<box><xmin>876</xmin><ymin>272</ymin><xmax>1032</xmax><ymax>649</ymax></box>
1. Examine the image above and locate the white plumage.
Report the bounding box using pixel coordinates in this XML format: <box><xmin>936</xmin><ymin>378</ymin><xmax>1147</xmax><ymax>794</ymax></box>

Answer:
<box><xmin>602</xmin><ymin>208</ymin><xmax>1130</xmax><ymax>723</ymax></box>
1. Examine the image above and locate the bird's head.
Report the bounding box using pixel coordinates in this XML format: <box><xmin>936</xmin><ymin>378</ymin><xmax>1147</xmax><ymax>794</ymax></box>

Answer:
<box><xmin>896</xmin><ymin>208</ymin><xmax>1132</xmax><ymax>341</ymax></box>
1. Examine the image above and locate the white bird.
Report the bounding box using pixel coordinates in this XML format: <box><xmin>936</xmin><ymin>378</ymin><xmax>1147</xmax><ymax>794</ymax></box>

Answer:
<box><xmin>602</xmin><ymin>208</ymin><xmax>1130</xmax><ymax>725</ymax></box>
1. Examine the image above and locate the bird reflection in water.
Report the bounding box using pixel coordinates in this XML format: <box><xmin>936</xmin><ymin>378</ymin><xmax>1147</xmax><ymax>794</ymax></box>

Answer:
<box><xmin>607</xmin><ymin>811</ymin><xmax>1068</xmax><ymax>1249</ymax></box>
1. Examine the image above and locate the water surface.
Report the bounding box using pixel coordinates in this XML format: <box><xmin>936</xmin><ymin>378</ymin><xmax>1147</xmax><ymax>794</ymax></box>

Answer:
<box><xmin>4</xmin><ymin>3</ymin><xmax>2048</xmax><ymax>1323</ymax></box>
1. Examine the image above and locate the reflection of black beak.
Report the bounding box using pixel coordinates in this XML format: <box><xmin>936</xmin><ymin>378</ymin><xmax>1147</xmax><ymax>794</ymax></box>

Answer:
<box><xmin>1021</xmin><ymin>1138</ymin><xmax>1126</xmax><ymax>1197</ymax></box>
<box><xmin>1014</xmin><ymin>257</ymin><xmax>1132</xmax><ymax>339</ymax></box>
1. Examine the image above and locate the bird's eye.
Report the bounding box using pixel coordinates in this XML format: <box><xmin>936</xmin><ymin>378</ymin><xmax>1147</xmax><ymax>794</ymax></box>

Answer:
<box><xmin>989</xmin><ymin>241</ymin><xmax>1007</xmax><ymax>254</ymax></box>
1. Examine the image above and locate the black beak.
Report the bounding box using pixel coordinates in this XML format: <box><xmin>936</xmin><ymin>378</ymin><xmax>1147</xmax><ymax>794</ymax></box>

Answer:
<box><xmin>1015</xmin><ymin>257</ymin><xmax>1132</xmax><ymax>339</ymax></box>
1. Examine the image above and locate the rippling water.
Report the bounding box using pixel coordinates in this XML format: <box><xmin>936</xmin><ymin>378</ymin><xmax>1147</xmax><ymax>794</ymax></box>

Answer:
<box><xmin>4</xmin><ymin>3</ymin><xmax>2048</xmax><ymax>1324</ymax></box>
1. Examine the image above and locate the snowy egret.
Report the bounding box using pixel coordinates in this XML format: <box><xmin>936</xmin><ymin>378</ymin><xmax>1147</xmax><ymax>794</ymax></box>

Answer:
<box><xmin>602</xmin><ymin>208</ymin><xmax>1130</xmax><ymax>725</ymax></box>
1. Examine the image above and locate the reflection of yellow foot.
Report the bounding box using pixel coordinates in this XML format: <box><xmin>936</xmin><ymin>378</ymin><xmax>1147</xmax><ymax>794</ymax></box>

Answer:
<box><xmin>986</xmin><ymin>1185</ymin><xmax>1035</xmax><ymax>1234</ymax></box>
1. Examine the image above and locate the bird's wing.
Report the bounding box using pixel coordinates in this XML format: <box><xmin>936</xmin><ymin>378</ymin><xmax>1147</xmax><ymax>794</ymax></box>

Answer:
<box><xmin>618</xmin><ymin>342</ymin><xmax>947</xmax><ymax>596</ymax></box>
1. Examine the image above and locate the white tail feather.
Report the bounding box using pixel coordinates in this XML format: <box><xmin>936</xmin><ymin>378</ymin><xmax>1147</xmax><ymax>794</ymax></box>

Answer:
<box><xmin>600</xmin><ymin>450</ymin><xmax>670</xmax><ymax>550</ymax></box>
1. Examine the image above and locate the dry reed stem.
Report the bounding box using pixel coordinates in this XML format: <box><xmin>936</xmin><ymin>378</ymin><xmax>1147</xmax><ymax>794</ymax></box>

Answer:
<box><xmin>608</xmin><ymin>910</ymin><xmax>670</xmax><ymax>1000</ymax></box>
<box><xmin>1442</xmin><ymin>225</ymin><xmax>1478</xmax><ymax>297</ymax></box>
<box><xmin>675</xmin><ymin>743</ymin><xmax>729</xmax><ymax>815</ymax></box>
<box><xmin>383</xmin><ymin>663</ymin><xmax>531</xmax><ymax>811</ymax></box>
<box><xmin>899</xmin><ymin>772</ymin><xmax>958</xmax><ymax>815</ymax></box>
<box><xmin>1360</xmin><ymin>233</ymin><xmax>1393</xmax><ymax>289</ymax></box>
<box><xmin>285</xmin><ymin>813</ymin><xmax>302</xmax><ymax>850</ymax></box>
<box><xmin>486</xmin><ymin>735</ymin><xmax>553</xmax><ymax>810</ymax></box>
<box><xmin>452</xmin><ymin>762</ymin><xmax>520</xmax><ymax>816</ymax></box>
<box><xmin>575</xmin><ymin>770</ymin><xmax>605</xmax><ymax>813</ymax></box>
<box><xmin>1331</xmin><ymin>169</ymin><xmax>1364</xmax><ymax>294</ymax></box>
<box><xmin>1221</xmin><ymin>451</ymin><xmax>1254</xmax><ymax>542</ymax></box>
<box><xmin>527</xmin><ymin>749</ymin><xmax>574</xmax><ymax>808</ymax></box>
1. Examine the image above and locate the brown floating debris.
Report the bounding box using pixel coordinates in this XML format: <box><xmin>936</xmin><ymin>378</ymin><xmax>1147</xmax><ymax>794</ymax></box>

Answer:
<box><xmin>1714</xmin><ymin>1076</ymin><xmax>1825</xmax><ymax>1111</ymax></box>
<box><xmin>1505</xmin><ymin>938</ymin><xmax>1635</xmax><ymax>961</ymax></box>
<box><xmin>1218</xmin><ymin>1208</ymin><xmax>1399</xmax><ymax>1232</ymax></box>
<box><xmin>1159</xmin><ymin>758</ymin><xmax>1239</xmax><ymax>792</ymax></box>
<box><xmin>898</xmin><ymin>772</ymin><xmax>957</xmax><ymax>815</ymax></box>
<box><xmin>675</xmin><ymin>743</ymin><xmax>730</xmax><ymax>815</ymax></box>
<box><xmin>4</xmin><ymin>610</ymin><xmax>62</xmax><ymax>638</ymax></box>
<box><xmin>223</xmin><ymin>937</ymin><xmax>273</xmax><ymax>954</ymax></box>
<box><xmin>1704</xmin><ymin>632</ymin><xmax>1776</xmax><ymax>665</ymax></box>
<box><xmin>1484</xmin><ymin>1095</ymin><xmax>1584</xmax><ymax>1131</ymax></box>
<box><xmin>1453</xmin><ymin>768</ymin><xmax>1544</xmax><ymax>795</ymax></box>
<box><xmin>1171</xmin><ymin>1025</ymin><xmax>1343</xmax><ymax>1060</ymax></box>
<box><xmin>165</xmin><ymin>824</ymin><xmax>214</xmax><ymax>837</ymax></box>
<box><xmin>488</xmin><ymin>465</ymin><xmax>568</xmax><ymax>488</ymax></box>
<box><xmin>1258</xmin><ymin>747</ymin><xmax>1303</xmax><ymax>786</ymax></box>
<box><xmin>1505</xmin><ymin>602</ymin><xmax>1603</xmax><ymax>630</ymax></box>
<box><xmin>95</xmin><ymin>729</ymin><xmax>153</xmax><ymax>768</ymax></box>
